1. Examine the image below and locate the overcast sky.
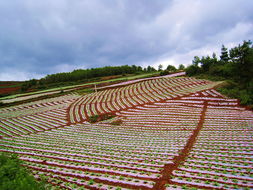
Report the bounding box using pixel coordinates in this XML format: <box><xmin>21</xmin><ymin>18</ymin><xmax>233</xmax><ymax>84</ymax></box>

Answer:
<box><xmin>0</xmin><ymin>0</ymin><xmax>252</xmax><ymax>81</ymax></box>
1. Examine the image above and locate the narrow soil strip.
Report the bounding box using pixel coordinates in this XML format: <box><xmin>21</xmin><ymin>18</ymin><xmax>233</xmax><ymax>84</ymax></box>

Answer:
<box><xmin>153</xmin><ymin>100</ymin><xmax>208</xmax><ymax>190</ymax></box>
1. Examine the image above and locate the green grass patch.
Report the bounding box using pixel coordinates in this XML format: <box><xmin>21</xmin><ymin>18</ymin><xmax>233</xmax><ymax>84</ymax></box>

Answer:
<box><xmin>0</xmin><ymin>153</ymin><xmax>49</xmax><ymax>190</ymax></box>
<box><xmin>88</xmin><ymin>113</ymin><xmax>116</xmax><ymax>123</ymax></box>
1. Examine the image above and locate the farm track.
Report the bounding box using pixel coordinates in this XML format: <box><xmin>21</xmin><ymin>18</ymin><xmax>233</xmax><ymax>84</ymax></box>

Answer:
<box><xmin>147</xmin><ymin>94</ymin><xmax>222</xmax><ymax>189</ymax></box>
<box><xmin>0</xmin><ymin>76</ymin><xmax>253</xmax><ymax>190</ymax></box>
<box><xmin>153</xmin><ymin>101</ymin><xmax>211</xmax><ymax>190</ymax></box>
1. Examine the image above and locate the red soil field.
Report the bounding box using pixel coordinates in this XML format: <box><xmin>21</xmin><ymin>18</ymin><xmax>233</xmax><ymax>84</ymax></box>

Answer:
<box><xmin>0</xmin><ymin>77</ymin><xmax>252</xmax><ymax>190</ymax></box>
<box><xmin>0</xmin><ymin>86</ymin><xmax>21</xmax><ymax>94</ymax></box>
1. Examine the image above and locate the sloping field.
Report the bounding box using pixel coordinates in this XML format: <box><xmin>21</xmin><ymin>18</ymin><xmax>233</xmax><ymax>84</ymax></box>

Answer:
<box><xmin>0</xmin><ymin>94</ymin><xmax>79</xmax><ymax>137</ymax></box>
<box><xmin>0</xmin><ymin>76</ymin><xmax>252</xmax><ymax>190</ymax></box>
<box><xmin>68</xmin><ymin>77</ymin><xmax>218</xmax><ymax>124</ymax></box>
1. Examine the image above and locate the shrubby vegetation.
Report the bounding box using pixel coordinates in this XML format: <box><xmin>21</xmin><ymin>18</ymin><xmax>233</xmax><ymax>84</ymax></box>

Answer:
<box><xmin>0</xmin><ymin>153</ymin><xmax>48</xmax><ymax>190</ymax></box>
<box><xmin>88</xmin><ymin>113</ymin><xmax>115</xmax><ymax>123</ymax></box>
<box><xmin>160</xmin><ymin>64</ymin><xmax>184</xmax><ymax>76</ymax></box>
<box><xmin>186</xmin><ymin>40</ymin><xmax>253</xmax><ymax>106</ymax></box>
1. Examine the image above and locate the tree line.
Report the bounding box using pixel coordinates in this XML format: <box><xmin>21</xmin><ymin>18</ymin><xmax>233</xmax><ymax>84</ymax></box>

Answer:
<box><xmin>21</xmin><ymin>65</ymin><xmax>157</xmax><ymax>91</ymax></box>
<box><xmin>186</xmin><ymin>40</ymin><xmax>253</xmax><ymax>106</ymax></box>
<box><xmin>20</xmin><ymin>63</ymin><xmax>187</xmax><ymax>92</ymax></box>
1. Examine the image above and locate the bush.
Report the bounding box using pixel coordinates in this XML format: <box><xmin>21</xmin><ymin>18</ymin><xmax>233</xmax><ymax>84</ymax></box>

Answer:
<box><xmin>239</xmin><ymin>90</ymin><xmax>252</xmax><ymax>105</ymax></box>
<box><xmin>88</xmin><ymin>114</ymin><xmax>115</xmax><ymax>123</ymax></box>
<box><xmin>195</xmin><ymin>74</ymin><xmax>225</xmax><ymax>81</ymax></box>
<box><xmin>186</xmin><ymin>65</ymin><xmax>200</xmax><ymax>76</ymax></box>
<box><xmin>217</xmin><ymin>81</ymin><xmax>253</xmax><ymax>106</ymax></box>
<box><xmin>160</xmin><ymin>70</ymin><xmax>170</xmax><ymax>76</ymax></box>
<box><xmin>0</xmin><ymin>153</ymin><xmax>47</xmax><ymax>190</ymax></box>
<box><xmin>88</xmin><ymin>115</ymin><xmax>99</xmax><ymax>123</ymax></box>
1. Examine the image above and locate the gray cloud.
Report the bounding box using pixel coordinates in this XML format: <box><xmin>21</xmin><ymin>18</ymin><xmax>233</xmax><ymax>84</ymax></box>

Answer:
<box><xmin>0</xmin><ymin>0</ymin><xmax>252</xmax><ymax>80</ymax></box>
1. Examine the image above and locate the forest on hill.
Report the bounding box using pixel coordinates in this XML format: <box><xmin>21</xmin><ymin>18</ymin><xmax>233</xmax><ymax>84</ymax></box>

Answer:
<box><xmin>20</xmin><ymin>65</ymin><xmax>157</xmax><ymax>92</ymax></box>
<box><xmin>186</xmin><ymin>40</ymin><xmax>253</xmax><ymax>106</ymax></box>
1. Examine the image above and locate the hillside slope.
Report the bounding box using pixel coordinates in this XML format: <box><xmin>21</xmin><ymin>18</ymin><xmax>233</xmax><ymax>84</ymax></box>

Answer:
<box><xmin>0</xmin><ymin>75</ymin><xmax>252</xmax><ymax>190</ymax></box>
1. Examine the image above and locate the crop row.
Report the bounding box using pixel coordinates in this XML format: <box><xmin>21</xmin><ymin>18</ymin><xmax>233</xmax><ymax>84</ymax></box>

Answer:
<box><xmin>0</xmin><ymin>82</ymin><xmax>252</xmax><ymax>189</ymax></box>
<box><xmin>69</xmin><ymin>77</ymin><xmax>219</xmax><ymax>123</ymax></box>
<box><xmin>0</xmin><ymin>94</ymin><xmax>210</xmax><ymax>189</ymax></box>
<box><xmin>0</xmin><ymin>94</ymin><xmax>78</xmax><ymax>119</ymax></box>
<box><xmin>0</xmin><ymin>94</ymin><xmax>80</xmax><ymax>137</ymax></box>
<box><xmin>0</xmin><ymin>108</ymin><xmax>68</xmax><ymax>137</ymax></box>
<box><xmin>169</xmin><ymin>91</ymin><xmax>253</xmax><ymax>190</ymax></box>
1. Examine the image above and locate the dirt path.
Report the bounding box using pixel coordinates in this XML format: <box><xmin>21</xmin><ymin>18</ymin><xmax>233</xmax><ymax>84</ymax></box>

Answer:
<box><xmin>153</xmin><ymin>101</ymin><xmax>208</xmax><ymax>190</ymax></box>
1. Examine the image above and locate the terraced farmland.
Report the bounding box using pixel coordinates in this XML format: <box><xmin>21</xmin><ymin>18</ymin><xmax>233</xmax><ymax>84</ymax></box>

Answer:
<box><xmin>0</xmin><ymin>76</ymin><xmax>252</xmax><ymax>190</ymax></box>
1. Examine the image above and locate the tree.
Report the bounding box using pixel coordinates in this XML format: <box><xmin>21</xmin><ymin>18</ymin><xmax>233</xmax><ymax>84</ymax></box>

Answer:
<box><xmin>186</xmin><ymin>40</ymin><xmax>253</xmax><ymax>106</ymax></box>
<box><xmin>147</xmin><ymin>66</ymin><xmax>152</xmax><ymax>72</ymax></box>
<box><xmin>178</xmin><ymin>64</ymin><xmax>185</xmax><ymax>70</ymax></box>
<box><xmin>200</xmin><ymin>55</ymin><xmax>215</xmax><ymax>73</ymax></box>
<box><xmin>158</xmin><ymin>64</ymin><xmax>163</xmax><ymax>71</ymax></box>
<box><xmin>41</xmin><ymin>65</ymin><xmax>147</xmax><ymax>85</ymax></box>
<box><xmin>160</xmin><ymin>70</ymin><xmax>170</xmax><ymax>76</ymax></box>
<box><xmin>185</xmin><ymin>64</ymin><xmax>200</xmax><ymax>76</ymax></box>
<box><xmin>146</xmin><ymin>66</ymin><xmax>156</xmax><ymax>72</ymax></box>
<box><xmin>131</xmin><ymin>65</ymin><xmax>137</xmax><ymax>73</ymax></box>
<box><xmin>230</xmin><ymin>40</ymin><xmax>253</xmax><ymax>83</ymax></box>
<box><xmin>220</xmin><ymin>45</ymin><xmax>229</xmax><ymax>63</ymax></box>
<box><xmin>137</xmin><ymin>66</ymin><xmax>143</xmax><ymax>72</ymax></box>
<box><xmin>166</xmin><ymin>65</ymin><xmax>177</xmax><ymax>72</ymax></box>
<box><xmin>192</xmin><ymin>56</ymin><xmax>201</xmax><ymax>66</ymax></box>
<box><xmin>21</xmin><ymin>79</ymin><xmax>38</xmax><ymax>92</ymax></box>
<box><xmin>212</xmin><ymin>53</ymin><xmax>218</xmax><ymax>63</ymax></box>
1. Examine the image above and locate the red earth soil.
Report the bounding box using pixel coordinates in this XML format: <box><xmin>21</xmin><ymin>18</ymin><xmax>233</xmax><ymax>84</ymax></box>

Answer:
<box><xmin>0</xmin><ymin>83</ymin><xmax>16</xmax><ymax>87</ymax></box>
<box><xmin>1</xmin><ymin>86</ymin><xmax>251</xmax><ymax>190</ymax></box>
<box><xmin>0</xmin><ymin>86</ymin><xmax>20</xmax><ymax>94</ymax></box>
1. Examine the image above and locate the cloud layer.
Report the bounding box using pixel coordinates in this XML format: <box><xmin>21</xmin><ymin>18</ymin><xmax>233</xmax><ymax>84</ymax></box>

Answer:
<box><xmin>0</xmin><ymin>0</ymin><xmax>252</xmax><ymax>80</ymax></box>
